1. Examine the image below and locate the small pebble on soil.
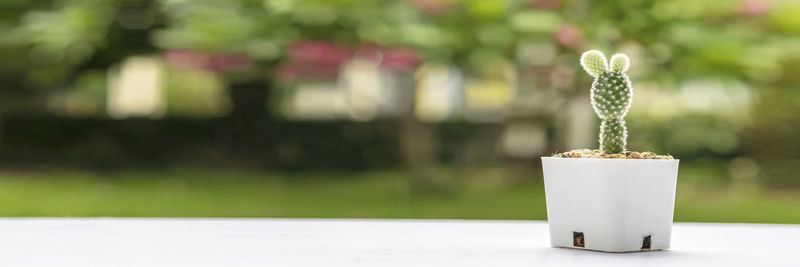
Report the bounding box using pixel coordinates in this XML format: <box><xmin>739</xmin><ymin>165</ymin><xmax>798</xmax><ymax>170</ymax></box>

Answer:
<box><xmin>552</xmin><ymin>149</ymin><xmax>674</xmax><ymax>159</ymax></box>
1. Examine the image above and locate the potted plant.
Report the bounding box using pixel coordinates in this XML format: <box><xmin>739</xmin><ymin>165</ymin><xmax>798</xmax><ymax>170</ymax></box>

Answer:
<box><xmin>541</xmin><ymin>50</ymin><xmax>679</xmax><ymax>252</ymax></box>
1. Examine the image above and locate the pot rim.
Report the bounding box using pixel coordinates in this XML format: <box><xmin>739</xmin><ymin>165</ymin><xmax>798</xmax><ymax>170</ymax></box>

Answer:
<box><xmin>542</xmin><ymin>156</ymin><xmax>679</xmax><ymax>162</ymax></box>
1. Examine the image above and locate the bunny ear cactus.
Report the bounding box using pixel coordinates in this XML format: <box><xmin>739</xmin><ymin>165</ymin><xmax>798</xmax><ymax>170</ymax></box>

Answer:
<box><xmin>580</xmin><ymin>50</ymin><xmax>633</xmax><ymax>154</ymax></box>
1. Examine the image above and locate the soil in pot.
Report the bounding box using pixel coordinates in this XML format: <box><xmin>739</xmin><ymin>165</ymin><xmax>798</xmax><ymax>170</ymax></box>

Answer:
<box><xmin>553</xmin><ymin>149</ymin><xmax>674</xmax><ymax>159</ymax></box>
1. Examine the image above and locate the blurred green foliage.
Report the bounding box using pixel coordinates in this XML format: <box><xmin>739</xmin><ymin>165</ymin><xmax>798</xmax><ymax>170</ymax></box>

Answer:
<box><xmin>4</xmin><ymin>0</ymin><xmax>800</xmax><ymax>94</ymax></box>
<box><xmin>0</xmin><ymin>0</ymin><xmax>799</xmax><ymax>188</ymax></box>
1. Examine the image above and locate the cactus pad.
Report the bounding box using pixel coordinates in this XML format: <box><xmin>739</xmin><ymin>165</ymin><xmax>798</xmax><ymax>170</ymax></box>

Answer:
<box><xmin>580</xmin><ymin>50</ymin><xmax>634</xmax><ymax>154</ymax></box>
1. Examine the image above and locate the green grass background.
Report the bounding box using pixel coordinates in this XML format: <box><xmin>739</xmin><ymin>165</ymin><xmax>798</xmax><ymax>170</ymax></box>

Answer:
<box><xmin>0</xmin><ymin>162</ymin><xmax>797</xmax><ymax>223</ymax></box>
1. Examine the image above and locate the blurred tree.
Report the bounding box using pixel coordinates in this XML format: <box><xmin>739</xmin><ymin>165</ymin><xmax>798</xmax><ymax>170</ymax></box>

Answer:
<box><xmin>5</xmin><ymin>0</ymin><xmax>163</xmax><ymax>109</ymax></box>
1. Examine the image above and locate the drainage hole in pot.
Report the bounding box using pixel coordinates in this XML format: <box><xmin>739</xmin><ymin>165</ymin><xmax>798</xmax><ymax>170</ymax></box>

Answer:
<box><xmin>641</xmin><ymin>235</ymin><xmax>652</xmax><ymax>250</ymax></box>
<box><xmin>573</xmin><ymin>232</ymin><xmax>585</xmax><ymax>247</ymax></box>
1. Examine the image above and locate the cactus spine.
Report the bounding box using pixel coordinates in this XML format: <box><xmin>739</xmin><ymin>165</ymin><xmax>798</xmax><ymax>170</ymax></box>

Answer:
<box><xmin>580</xmin><ymin>50</ymin><xmax>633</xmax><ymax>154</ymax></box>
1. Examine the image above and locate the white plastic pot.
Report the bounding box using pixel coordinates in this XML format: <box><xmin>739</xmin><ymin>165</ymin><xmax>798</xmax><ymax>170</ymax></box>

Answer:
<box><xmin>541</xmin><ymin>157</ymin><xmax>679</xmax><ymax>252</ymax></box>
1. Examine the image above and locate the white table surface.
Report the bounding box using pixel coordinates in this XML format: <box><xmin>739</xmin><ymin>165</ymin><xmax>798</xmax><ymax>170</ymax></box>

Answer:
<box><xmin>0</xmin><ymin>218</ymin><xmax>796</xmax><ymax>266</ymax></box>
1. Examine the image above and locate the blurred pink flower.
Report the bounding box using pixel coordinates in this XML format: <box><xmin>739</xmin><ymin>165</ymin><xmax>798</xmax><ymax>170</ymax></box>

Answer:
<box><xmin>354</xmin><ymin>43</ymin><xmax>421</xmax><ymax>70</ymax></box>
<box><xmin>288</xmin><ymin>41</ymin><xmax>350</xmax><ymax>68</ymax></box>
<box><xmin>554</xmin><ymin>24</ymin><xmax>583</xmax><ymax>49</ymax></box>
<box><xmin>276</xmin><ymin>42</ymin><xmax>420</xmax><ymax>82</ymax></box>
<box><xmin>408</xmin><ymin>0</ymin><xmax>458</xmax><ymax>15</ymax></box>
<box><xmin>741</xmin><ymin>0</ymin><xmax>773</xmax><ymax>16</ymax></box>
<box><xmin>209</xmin><ymin>54</ymin><xmax>251</xmax><ymax>72</ymax></box>
<box><xmin>381</xmin><ymin>47</ymin><xmax>421</xmax><ymax>70</ymax></box>
<box><xmin>164</xmin><ymin>50</ymin><xmax>211</xmax><ymax>69</ymax></box>
<box><xmin>353</xmin><ymin>43</ymin><xmax>384</xmax><ymax>63</ymax></box>
<box><xmin>276</xmin><ymin>41</ymin><xmax>351</xmax><ymax>82</ymax></box>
